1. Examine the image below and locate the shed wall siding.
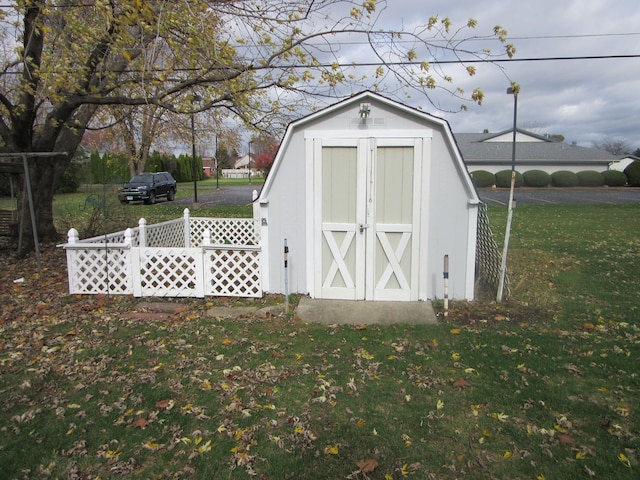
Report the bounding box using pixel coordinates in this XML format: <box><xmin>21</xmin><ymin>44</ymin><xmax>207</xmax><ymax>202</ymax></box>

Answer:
<box><xmin>259</xmin><ymin>130</ymin><xmax>309</xmax><ymax>295</ymax></box>
<box><xmin>427</xmin><ymin>131</ymin><xmax>475</xmax><ymax>299</ymax></box>
<box><xmin>258</xmin><ymin>93</ymin><xmax>477</xmax><ymax>301</ymax></box>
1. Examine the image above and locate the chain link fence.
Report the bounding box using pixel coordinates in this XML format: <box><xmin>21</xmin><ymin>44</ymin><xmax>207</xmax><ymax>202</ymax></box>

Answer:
<box><xmin>475</xmin><ymin>203</ymin><xmax>509</xmax><ymax>298</ymax></box>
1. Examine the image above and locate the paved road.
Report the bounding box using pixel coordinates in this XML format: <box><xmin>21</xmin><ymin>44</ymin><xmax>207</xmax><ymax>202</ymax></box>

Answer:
<box><xmin>478</xmin><ymin>187</ymin><xmax>640</xmax><ymax>205</ymax></box>
<box><xmin>171</xmin><ymin>184</ymin><xmax>263</xmax><ymax>207</ymax></box>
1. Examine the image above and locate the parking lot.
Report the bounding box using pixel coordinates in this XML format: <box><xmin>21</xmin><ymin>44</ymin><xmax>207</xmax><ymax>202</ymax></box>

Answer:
<box><xmin>478</xmin><ymin>187</ymin><xmax>640</xmax><ymax>205</ymax></box>
<box><xmin>169</xmin><ymin>185</ymin><xmax>640</xmax><ymax>207</ymax></box>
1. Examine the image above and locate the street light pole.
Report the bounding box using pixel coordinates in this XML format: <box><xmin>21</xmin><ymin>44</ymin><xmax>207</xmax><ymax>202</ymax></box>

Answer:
<box><xmin>248</xmin><ymin>140</ymin><xmax>252</xmax><ymax>185</ymax></box>
<box><xmin>215</xmin><ymin>136</ymin><xmax>219</xmax><ymax>190</ymax></box>
<box><xmin>497</xmin><ymin>85</ymin><xmax>519</xmax><ymax>302</ymax></box>
<box><xmin>191</xmin><ymin>112</ymin><xmax>198</xmax><ymax>207</ymax></box>
<box><xmin>191</xmin><ymin>94</ymin><xmax>201</xmax><ymax>208</ymax></box>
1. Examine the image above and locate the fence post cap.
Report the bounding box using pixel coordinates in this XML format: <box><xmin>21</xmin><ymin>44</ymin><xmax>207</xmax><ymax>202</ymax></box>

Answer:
<box><xmin>67</xmin><ymin>228</ymin><xmax>79</xmax><ymax>243</ymax></box>
<box><xmin>202</xmin><ymin>229</ymin><xmax>211</xmax><ymax>246</ymax></box>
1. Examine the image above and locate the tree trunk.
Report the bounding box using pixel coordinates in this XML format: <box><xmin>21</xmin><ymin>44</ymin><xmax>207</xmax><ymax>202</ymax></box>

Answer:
<box><xmin>15</xmin><ymin>154</ymin><xmax>66</xmax><ymax>256</ymax></box>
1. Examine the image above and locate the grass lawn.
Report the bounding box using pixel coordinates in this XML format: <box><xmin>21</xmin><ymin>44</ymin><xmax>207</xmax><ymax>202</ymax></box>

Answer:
<box><xmin>50</xmin><ymin>184</ymin><xmax>254</xmax><ymax>240</ymax></box>
<box><xmin>0</xmin><ymin>202</ymin><xmax>638</xmax><ymax>479</ymax></box>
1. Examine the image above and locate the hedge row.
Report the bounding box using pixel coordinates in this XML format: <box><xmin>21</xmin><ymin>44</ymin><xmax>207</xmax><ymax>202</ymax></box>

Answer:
<box><xmin>471</xmin><ymin>166</ymin><xmax>635</xmax><ymax>188</ymax></box>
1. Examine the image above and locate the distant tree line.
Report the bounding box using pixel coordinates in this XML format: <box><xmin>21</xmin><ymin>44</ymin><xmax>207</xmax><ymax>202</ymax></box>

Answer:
<box><xmin>88</xmin><ymin>151</ymin><xmax>204</xmax><ymax>186</ymax></box>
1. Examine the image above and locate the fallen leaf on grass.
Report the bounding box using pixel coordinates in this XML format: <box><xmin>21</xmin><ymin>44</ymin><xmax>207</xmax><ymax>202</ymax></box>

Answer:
<box><xmin>324</xmin><ymin>444</ymin><xmax>339</xmax><ymax>455</ymax></box>
<box><xmin>490</xmin><ymin>412</ymin><xmax>509</xmax><ymax>422</ymax></box>
<box><xmin>356</xmin><ymin>458</ymin><xmax>379</xmax><ymax>473</ymax></box>
<box><xmin>618</xmin><ymin>452</ymin><xmax>631</xmax><ymax>468</ymax></box>
<box><xmin>471</xmin><ymin>403</ymin><xmax>487</xmax><ymax>416</ymax></box>
<box><xmin>133</xmin><ymin>418</ymin><xmax>150</xmax><ymax>429</ymax></box>
<box><xmin>155</xmin><ymin>399</ymin><xmax>174</xmax><ymax>410</ymax></box>
<box><xmin>453</xmin><ymin>377</ymin><xmax>471</xmax><ymax>389</ymax></box>
<box><xmin>558</xmin><ymin>434</ymin><xmax>575</xmax><ymax>445</ymax></box>
<box><xmin>450</xmin><ymin>328</ymin><xmax>461</xmax><ymax>335</ymax></box>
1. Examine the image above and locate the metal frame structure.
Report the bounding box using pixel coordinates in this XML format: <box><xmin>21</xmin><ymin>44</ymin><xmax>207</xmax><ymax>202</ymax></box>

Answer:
<box><xmin>0</xmin><ymin>152</ymin><xmax>67</xmax><ymax>267</ymax></box>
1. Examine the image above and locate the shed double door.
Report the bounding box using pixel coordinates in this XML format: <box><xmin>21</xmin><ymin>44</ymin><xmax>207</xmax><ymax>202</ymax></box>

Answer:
<box><xmin>316</xmin><ymin>137</ymin><xmax>422</xmax><ymax>301</ymax></box>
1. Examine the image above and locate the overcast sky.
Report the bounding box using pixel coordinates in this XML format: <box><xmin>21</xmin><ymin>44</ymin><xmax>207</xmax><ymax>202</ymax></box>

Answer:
<box><xmin>365</xmin><ymin>0</ymin><xmax>640</xmax><ymax>150</ymax></box>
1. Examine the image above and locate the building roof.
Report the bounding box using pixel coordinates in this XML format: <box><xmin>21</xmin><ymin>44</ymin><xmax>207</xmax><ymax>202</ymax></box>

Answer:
<box><xmin>260</xmin><ymin>91</ymin><xmax>479</xmax><ymax>204</ymax></box>
<box><xmin>454</xmin><ymin>129</ymin><xmax>618</xmax><ymax>168</ymax></box>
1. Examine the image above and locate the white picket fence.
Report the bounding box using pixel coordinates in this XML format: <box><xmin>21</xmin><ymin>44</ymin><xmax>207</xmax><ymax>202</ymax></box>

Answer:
<box><xmin>62</xmin><ymin>209</ymin><xmax>262</xmax><ymax>298</ymax></box>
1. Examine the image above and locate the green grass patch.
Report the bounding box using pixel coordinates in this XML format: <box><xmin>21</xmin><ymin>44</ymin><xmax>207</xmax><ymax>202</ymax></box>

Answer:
<box><xmin>0</xmin><ymin>203</ymin><xmax>638</xmax><ymax>479</ymax></box>
<box><xmin>51</xmin><ymin>186</ymin><xmax>252</xmax><ymax>239</ymax></box>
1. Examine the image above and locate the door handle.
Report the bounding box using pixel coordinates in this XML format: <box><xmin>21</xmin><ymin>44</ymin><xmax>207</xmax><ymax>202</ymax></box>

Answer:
<box><xmin>359</xmin><ymin>224</ymin><xmax>369</xmax><ymax>233</ymax></box>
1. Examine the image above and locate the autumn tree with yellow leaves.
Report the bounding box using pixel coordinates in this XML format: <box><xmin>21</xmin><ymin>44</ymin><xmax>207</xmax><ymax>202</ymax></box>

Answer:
<box><xmin>0</xmin><ymin>0</ymin><xmax>513</xmax><ymax>252</ymax></box>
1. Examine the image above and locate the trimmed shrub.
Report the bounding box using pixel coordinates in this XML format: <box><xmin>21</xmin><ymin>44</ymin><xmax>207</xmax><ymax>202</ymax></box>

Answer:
<box><xmin>551</xmin><ymin>170</ymin><xmax>579</xmax><ymax>187</ymax></box>
<box><xmin>495</xmin><ymin>170</ymin><xmax>524</xmax><ymax>188</ymax></box>
<box><xmin>470</xmin><ymin>170</ymin><xmax>495</xmax><ymax>188</ymax></box>
<box><xmin>577</xmin><ymin>170</ymin><xmax>605</xmax><ymax>187</ymax></box>
<box><xmin>624</xmin><ymin>160</ymin><xmax>640</xmax><ymax>186</ymax></box>
<box><xmin>602</xmin><ymin>170</ymin><xmax>628</xmax><ymax>187</ymax></box>
<box><xmin>523</xmin><ymin>170</ymin><xmax>551</xmax><ymax>187</ymax></box>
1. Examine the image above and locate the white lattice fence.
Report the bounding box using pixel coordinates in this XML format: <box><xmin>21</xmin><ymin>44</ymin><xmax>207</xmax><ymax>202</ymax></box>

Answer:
<box><xmin>191</xmin><ymin>217</ymin><xmax>260</xmax><ymax>247</ymax></box>
<box><xmin>65</xmin><ymin>244</ymin><xmax>132</xmax><ymax>294</ymax></box>
<box><xmin>144</xmin><ymin>218</ymin><xmax>185</xmax><ymax>247</ymax></box>
<box><xmin>62</xmin><ymin>209</ymin><xmax>262</xmax><ymax>298</ymax></box>
<box><xmin>475</xmin><ymin>203</ymin><xmax>509</xmax><ymax>297</ymax></box>
<box><xmin>204</xmin><ymin>246</ymin><xmax>262</xmax><ymax>297</ymax></box>
<box><xmin>135</xmin><ymin>247</ymin><xmax>204</xmax><ymax>297</ymax></box>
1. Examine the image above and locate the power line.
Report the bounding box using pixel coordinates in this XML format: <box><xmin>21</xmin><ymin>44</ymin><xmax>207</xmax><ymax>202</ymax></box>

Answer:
<box><xmin>506</xmin><ymin>32</ymin><xmax>640</xmax><ymax>41</ymax></box>
<box><xmin>341</xmin><ymin>53</ymin><xmax>640</xmax><ymax>66</ymax></box>
<box><xmin>1</xmin><ymin>53</ymin><xmax>638</xmax><ymax>76</ymax></box>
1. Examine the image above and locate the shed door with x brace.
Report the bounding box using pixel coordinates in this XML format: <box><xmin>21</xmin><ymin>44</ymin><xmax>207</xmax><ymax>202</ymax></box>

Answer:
<box><xmin>314</xmin><ymin>137</ymin><xmax>423</xmax><ymax>301</ymax></box>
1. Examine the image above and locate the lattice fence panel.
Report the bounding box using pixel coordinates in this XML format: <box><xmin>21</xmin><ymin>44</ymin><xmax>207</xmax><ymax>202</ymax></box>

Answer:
<box><xmin>64</xmin><ymin>215</ymin><xmax>264</xmax><ymax>298</ymax></box>
<box><xmin>78</xmin><ymin>230</ymin><xmax>135</xmax><ymax>246</ymax></box>
<box><xmin>145</xmin><ymin>219</ymin><xmax>184</xmax><ymax>247</ymax></box>
<box><xmin>192</xmin><ymin>218</ymin><xmax>259</xmax><ymax>247</ymax></box>
<box><xmin>66</xmin><ymin>247</ymin><xmax>132</xmax><ymax>294</ymax></box>
<box><xmin>204</xmin><ymin>247</ymin><xmax>262</xmax><ymax>297</ymax></box>
<box><xmin>138</xmin><ymin>248</ymin><xmax>204</xmax><ymax>297</ymax></box>
<box><xmin>475</xmin><ymin>203</ymin><xmax>509</xmax><ymax>297</ymax></box>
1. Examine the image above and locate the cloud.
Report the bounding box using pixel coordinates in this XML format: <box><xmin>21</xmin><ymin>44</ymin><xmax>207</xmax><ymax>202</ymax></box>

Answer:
<box><xmin>367</xmin><ymin>0</ymin><xmax>640</xmax><ymax>149</ymax></box>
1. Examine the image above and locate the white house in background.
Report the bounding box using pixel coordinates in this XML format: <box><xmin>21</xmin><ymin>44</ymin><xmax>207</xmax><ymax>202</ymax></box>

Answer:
<box><xmin>253</xmin><ymin>91</ymin><xmax>479</xmax><ymax>301</ymax></box>
<box><xmin>455</xmin><ymin>129</ymin><xmax>619</xmax><ymax>174</ymax></box>
<box><xmin>609</xmin><ymin>155</ymin><xmax>638</xmax><ymax>172</ymax></box>
<box><xmin>220</xmin><ymin>154</ymin><xmax>260</xmax><ymax>178</ymax></box>
<box><xmin>234</xmin><ymin>153</ymin><xmax>251</xmax><ymax>169</ymax></box>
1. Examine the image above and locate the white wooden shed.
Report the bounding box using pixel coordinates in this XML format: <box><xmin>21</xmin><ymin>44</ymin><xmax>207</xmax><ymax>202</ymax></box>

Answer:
<box><xmin>253</xmin><ymin>91</ymin><xmax>480</xmax><ymax>301</ymax></box>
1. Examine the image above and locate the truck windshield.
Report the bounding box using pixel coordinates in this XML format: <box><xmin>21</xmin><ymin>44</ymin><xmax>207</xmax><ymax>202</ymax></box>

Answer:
<box><xmin>130</xmin><ymin>174</ymin><xmax>153</xmax><ymax>183</ymax></box>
